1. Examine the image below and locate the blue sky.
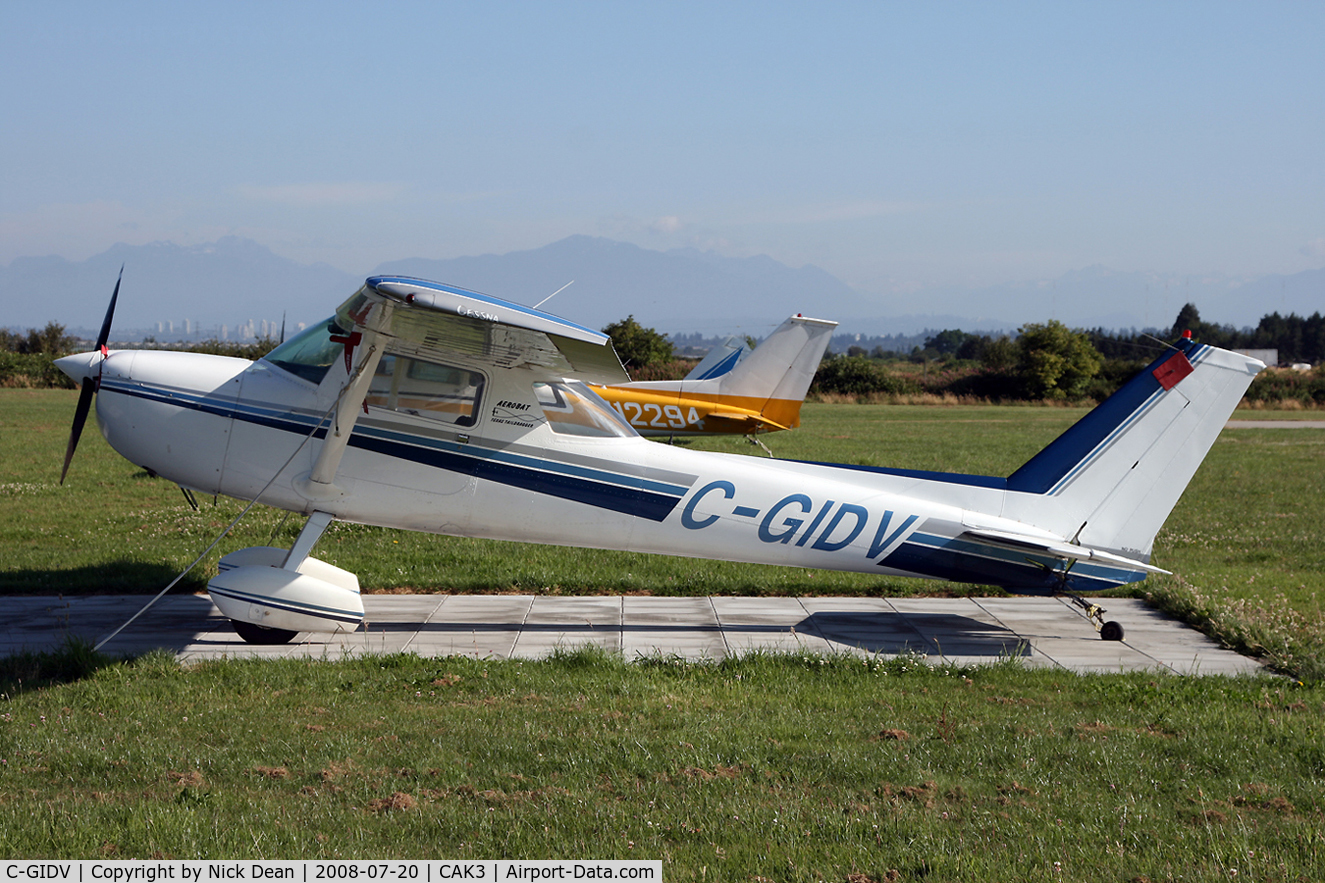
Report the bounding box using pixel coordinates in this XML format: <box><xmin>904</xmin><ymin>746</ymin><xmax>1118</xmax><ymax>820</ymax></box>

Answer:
<box><xmin>3</xmin><ymin>1</ymin><xmax>1323</xmax><ymax>298</ymax></box>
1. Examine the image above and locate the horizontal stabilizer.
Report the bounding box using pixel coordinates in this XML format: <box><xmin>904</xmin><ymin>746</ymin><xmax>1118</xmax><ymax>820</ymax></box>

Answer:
<box><xmin>962</xmin><ymin>528</ymin><xmax>1170</xmax><ymax>575</ymax></box>
<box><xmin>706</xmin><ymin>410</ymin><xmax>786</xmax><ymax>425</ymax></box>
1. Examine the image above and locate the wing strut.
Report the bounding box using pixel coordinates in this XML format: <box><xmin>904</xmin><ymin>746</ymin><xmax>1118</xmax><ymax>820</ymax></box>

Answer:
<box><xmin>297</xmin><ymin>328</ymin><xmax>384</xmax><ymax>499</ymax></box>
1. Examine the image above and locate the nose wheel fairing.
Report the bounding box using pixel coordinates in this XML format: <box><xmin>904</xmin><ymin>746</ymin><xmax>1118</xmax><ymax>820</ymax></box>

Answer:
<box><xmin>209</xmin><ymin>544</ymin><xmax>364</xmax><ymax>642</ymax></box>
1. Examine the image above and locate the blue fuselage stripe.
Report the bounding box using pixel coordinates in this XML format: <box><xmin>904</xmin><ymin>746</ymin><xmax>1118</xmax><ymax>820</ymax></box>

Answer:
<box><xmin>101</xmin><ymin>381</ymin><xmax>685</xmax><ymax>522</ymax></box>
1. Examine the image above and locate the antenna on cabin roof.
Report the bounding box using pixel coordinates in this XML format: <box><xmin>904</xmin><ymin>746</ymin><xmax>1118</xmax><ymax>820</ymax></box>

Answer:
<box><xmin>533</xmin><ymin>280</ymin><xmax>574</xmax><ymax>311</ymax></box>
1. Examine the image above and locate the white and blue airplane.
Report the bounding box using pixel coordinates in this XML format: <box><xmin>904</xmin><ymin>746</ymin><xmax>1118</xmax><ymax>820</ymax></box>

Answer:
<box><xmin>57</xmin><ymin>274</ymin><xmax>1263</xmax><ymax>644</ymax></box>
<box><xmin>683</xmin><ymin>333</ymin><xmax>751</xmax><ymax>381</ymax></box>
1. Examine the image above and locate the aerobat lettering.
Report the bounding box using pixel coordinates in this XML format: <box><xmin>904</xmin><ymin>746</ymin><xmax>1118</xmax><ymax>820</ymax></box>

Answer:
<box><xmin>496</xmin><ymin>400</ymin><xmax>530</xmax><ymax>411</ymax></box>
<box><xmin>679</xmin><ymin>481</ymin><xmax>918</xmax><ymax>558</ymax></box>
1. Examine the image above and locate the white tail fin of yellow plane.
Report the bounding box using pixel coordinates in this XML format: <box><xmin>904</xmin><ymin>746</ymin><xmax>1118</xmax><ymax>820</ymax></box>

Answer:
<box><xmin>706</xmin><ymin>315</ymin><xmax>837</xmax><ymax>407</ymax></box>
<box><xmin>598</xmin><ymin>314</ymin><xmax>837</xmax><ymax>435</ymax></box>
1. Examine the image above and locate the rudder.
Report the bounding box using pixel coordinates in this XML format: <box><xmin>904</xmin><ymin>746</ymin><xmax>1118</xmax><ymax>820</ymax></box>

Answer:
<box><xmin>1001</xmin><ymin>339</ymin><xmax>1263</xmax><ymax>561</ymax></box>
<box><xmin>715</xmin><ymin>315</ymin><xmax>837</xmax><ymax>426</ymax></box>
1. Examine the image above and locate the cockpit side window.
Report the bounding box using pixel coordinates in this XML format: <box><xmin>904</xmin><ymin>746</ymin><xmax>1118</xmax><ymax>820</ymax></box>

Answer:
<box><xmin>367</xmin><ymin>354</ymin><xmax>485</xmax><ymax>427</ymax></box>
<box><xmin>533</xmin><ymin>381</ymin><xmax>638</xmax><ymax>438</ymax></box>
<box><xmin>262</xmin><ymin>317</ymin><xmax>346</xmax><ymax>385</ymax></box>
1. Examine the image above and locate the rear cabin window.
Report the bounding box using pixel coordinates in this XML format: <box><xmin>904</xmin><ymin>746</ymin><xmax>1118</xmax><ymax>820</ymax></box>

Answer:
<box><xmin>366</xmin><ymin>354</ymin><xmax>484</xmax><ymax>427</ymax></box>
<box><xmin>533</xmin><ymin>381</ymin><xmax>638</xmax><ymax>438</ymax></box>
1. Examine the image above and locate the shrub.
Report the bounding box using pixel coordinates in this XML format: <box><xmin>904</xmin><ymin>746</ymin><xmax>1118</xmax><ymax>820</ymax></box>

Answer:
<box><xmin>1244</xmin><ymin>367</ymin><xmax>1325</xmax><ymax>406</ymax></box>
<box><xmin>627</xmin><ymin>359</ymin><xmax>695</xmax><ymax>382</ymax></box>
<box><xmin>1016</xmin><ymin>320</ymin><xmax>1104</xmax><ymax>399</ymax></box>
<box><xmin>0</xmin><ymin>352</ymin><xmax>76</xmax><ymax>389</ymax></box>
<box><xmin>811</xmin><ymin>356</ymin><xmax>918</xmax><ymax>397</ymax></box>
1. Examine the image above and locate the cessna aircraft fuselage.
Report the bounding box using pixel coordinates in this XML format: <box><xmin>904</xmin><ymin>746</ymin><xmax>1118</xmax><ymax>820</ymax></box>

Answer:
<box><xmin>58</xmin><ymin>276</ymin><xmax>1263</xmax><ymax>642</ymax></box>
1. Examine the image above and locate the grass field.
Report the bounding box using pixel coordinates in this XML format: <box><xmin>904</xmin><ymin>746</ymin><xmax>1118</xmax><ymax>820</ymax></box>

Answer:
<box><xmin>0</xmin><ymin>646</ymin><xmax>1322</xmax><ymax>875</ymax></box>
<box><xmin>2</xmin><ymin>389</ymin><xmax>1325</xmax><ymax>870</ymax></box>
<box><xmin>3</xmin><ymin>389</ymin><xmax>1324</xmax><ymax>675</ymax></box>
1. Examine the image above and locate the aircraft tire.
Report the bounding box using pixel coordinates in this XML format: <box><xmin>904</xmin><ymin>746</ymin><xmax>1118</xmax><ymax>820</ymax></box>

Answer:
<box><xmin>1099</xmin><ymin>621</ymin><xmax>1125</xmax><ymax>642</ymax></box>
<box><xmin>230</xmin><ymin>619</ymin><xmax>299</xmax><ymax>645</ymax></box>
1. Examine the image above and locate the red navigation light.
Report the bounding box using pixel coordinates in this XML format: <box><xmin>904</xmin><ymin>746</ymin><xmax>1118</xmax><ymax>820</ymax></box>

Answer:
<box><xmin>1182</xmin><ymin>329</ymin><xmax>1192</xmax><ymax>339</ymax></box>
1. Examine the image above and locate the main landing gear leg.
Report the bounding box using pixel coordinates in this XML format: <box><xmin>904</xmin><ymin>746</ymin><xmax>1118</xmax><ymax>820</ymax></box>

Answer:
<box><xmin>1067</xmin><ymin>594</ymin><xmax>1125</xmax><ymax>641</ymax></box>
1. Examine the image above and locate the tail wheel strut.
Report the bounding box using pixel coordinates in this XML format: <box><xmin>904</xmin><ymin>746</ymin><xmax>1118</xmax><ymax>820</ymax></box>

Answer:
<box><xmin>1067</xmin><ymin>594</ymin><xmax>1125</xmax><ymax>642</ymax></box>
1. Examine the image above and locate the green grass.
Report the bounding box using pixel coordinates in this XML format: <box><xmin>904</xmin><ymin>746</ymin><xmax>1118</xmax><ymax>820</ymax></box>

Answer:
<box><xmin>0</xmin><ymin>646</ymin><xmax>1321</xmax><ymax>875</ymax></box>
<box><xmin>4</xmin><ymin>391</ymin><xmax>1325</xmax><ymax>677</ymax></box>
<box><xmin>4</xmin><ymin>392</ymin><xmax>1325</xmax><ymax>870</ymax></box>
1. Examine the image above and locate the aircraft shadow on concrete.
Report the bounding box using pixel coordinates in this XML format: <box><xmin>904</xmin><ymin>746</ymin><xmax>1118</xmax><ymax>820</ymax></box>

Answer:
<box><xmin>797</xmin><ymin>611</ymin><xmax>1030</xmax><ymax>658</ymax></box>
<box><xmin>34</xmin><ymin>594</ymin><xmax>224</xmax><ymax>655</ymax></box>
<box><xmin>383</xmin><ymin>609</ymin><xmax>1032</xmax><ymax>658</ymax></box>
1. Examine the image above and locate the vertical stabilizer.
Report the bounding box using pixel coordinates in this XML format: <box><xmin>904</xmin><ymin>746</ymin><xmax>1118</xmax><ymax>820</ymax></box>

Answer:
<box><xmin>709</xmin><ymin>315</ymin><xmax>837</xmax><ymax>427</ymax></box>
<box><xmin>1002</xmin><ymin>339</ymin><xmax>1263</xmax><ymax>560</ymax></box>
<box><xmin>605</xmin><ymin>314</ymin><xmax>837</xmax><ymax>432</ymax></box>
<box><xmin>714</xmin><ymin>316</ymin><xmax>836</xmax><ymax>399</ymax></box>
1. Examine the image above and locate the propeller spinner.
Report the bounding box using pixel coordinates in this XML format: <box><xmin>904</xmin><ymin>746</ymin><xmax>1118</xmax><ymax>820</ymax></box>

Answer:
<box><xmin>57</xmin><ymin>266</ymin><xmax>122</xmax><ymax>484</ymax></box>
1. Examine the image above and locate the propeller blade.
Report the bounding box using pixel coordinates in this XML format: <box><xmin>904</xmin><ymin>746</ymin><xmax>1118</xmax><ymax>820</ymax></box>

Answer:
<box><xmin>61</xmin><ymin>268</ymin><xmax>122</xmax><ymax>484</ymax></box>
<box><xmin>96</xmin><ymin>265</ymin><xmax>123</xmax><ymax>354</ymax></box>
<box><xmin>60</xmin><ymin>378</ymin><xmax>98</xmax><ymax>485</ymax></box>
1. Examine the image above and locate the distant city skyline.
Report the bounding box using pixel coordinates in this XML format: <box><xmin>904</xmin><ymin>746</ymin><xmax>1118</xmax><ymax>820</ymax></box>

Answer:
<box><xmin>139</xmin><ymin>317</ymin><xmax>302</xmax><ymax>342</ymax></box>
<box><xmin>3</xmin><ymin>3</ymin><xmax>1322</xmax><ymax>314</ymax></box>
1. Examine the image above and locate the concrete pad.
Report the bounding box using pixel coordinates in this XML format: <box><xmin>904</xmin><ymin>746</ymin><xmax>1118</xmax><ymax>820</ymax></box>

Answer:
<box><xmin>707</xmin><ymin>596</ymin><xmax>838</xmax><ymax>657</ymax></box>
<box><xmin>707</xmin><ymin>596</ymin><xmax>809</xmax><ymax>622</ymax></box>
<box><xmin>622</xmin><ymin>597</ymin><xmax>726</xmax><ymax>661</ymax></box>
<box><xmin>413</xmin><ymin>595</ymin><xmax>534</xmax><ymax>659</ymax></box>
<box><xmin>0</xmin><ymin>593</ymin><xmax>1270</xmax><ymax>676</ymax></box>
<box><xmin>797</xmin><ymin>598</ymin><xmax>933</xmax><ymax>657</ymax></box>
<box><xmin>511</xmin><ymin>596</ymin><xmax>623</xmax><ymax>657</ymax></box>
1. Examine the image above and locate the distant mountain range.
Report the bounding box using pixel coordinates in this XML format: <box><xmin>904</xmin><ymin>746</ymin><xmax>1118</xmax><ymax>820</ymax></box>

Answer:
<box><xmin>373</xmin><ymin>236</ymin><xmax>874</xmax><ymax>338</ymax></box>
<box><xmin>1</xmin><ymin>237</ymin><xmax>358</xmax><ymax>340</ymax></box>
<box><xmin>2</xmin><ymin>235</ymin><xmax>1321</xmax><ymax>341</ymax></box>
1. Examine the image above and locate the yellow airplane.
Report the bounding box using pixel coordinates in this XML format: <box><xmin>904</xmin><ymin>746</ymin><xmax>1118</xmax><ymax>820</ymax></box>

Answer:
<box><xmin>594</xmin><ymin>314</ymin><xmax>836</xmax><ymax>437</ymax></box>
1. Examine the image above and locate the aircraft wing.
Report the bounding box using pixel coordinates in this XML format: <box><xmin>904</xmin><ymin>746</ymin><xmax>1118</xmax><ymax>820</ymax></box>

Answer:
<box><xmin>961</xmin><ymin>528</ymin><xmax>1170</xmax><ymax>575</ymax></box>
<box><xmin>339</xmin><ymin>276</ymin><xmax>629</xmax><ymax>384</ymax></box>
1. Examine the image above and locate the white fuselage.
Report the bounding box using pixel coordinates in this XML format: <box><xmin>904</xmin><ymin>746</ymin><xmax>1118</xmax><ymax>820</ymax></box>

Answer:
<box><xmin>82</xmin><ymin>344</ymin><xmax>1160</xmax><ymax>595</ymax></box>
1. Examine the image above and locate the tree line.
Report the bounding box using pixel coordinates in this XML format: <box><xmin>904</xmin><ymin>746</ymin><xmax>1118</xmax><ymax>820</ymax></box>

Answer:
<box><xmin>813</xmin><ymin>304</ymin><xmax>1325</xmax><ymax>404</ymax></box>
<box><xmin>5</xmin><ymin>305</ymin><xmax>1323</xmax><ymax>405</ymax></box>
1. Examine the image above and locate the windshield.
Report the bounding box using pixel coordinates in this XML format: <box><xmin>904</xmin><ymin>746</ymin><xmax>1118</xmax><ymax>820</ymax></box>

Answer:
<box><xmin>262</xmin><ymin>317</ymin><xmax>345</xmax><ymax>384</ymax></box>
<box><xmin>533</xmin><ymin>381</ymin><xmax>638</xmax><ymax>438</ymax></box>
